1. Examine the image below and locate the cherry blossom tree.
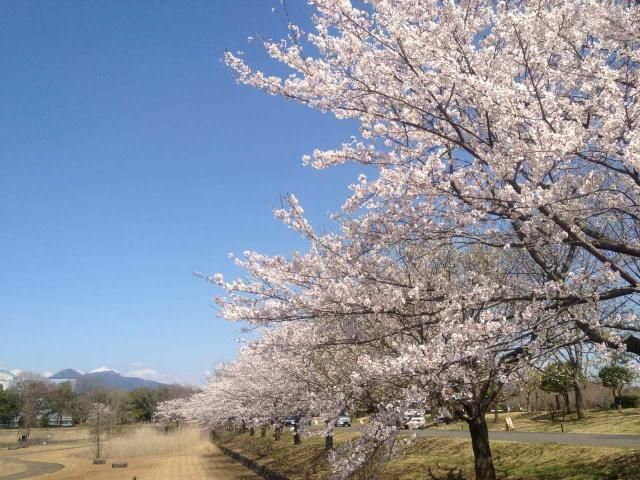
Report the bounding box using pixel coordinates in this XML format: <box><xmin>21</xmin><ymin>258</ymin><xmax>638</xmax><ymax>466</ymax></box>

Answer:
<box><xmin>170</xmin><ymin>2</ymin><xmax>639</xmax><ymax>480</ymax></box>
<box><xmin>190</xmin><ymin>188</ymin><xmax>585</xmax><ymax>477</ymax></box>
<box><xmin>226</xmin><ymin>0</ymin><xmax>640</xmax><ymax>355</ymax></box>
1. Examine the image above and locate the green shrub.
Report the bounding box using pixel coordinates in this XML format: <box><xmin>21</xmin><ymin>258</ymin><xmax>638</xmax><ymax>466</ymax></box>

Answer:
<box><xmin>251</xmin><ymin>435</ymin><xmax>274</xmax><ymax>458</ymax></box>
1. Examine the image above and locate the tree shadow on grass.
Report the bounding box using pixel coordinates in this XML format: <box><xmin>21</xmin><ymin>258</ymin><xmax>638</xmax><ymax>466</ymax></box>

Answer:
<box><xmin>583</xmin><ymin>451</ymin><xmax>640</xmax><ymax>480</ymax></box>
<box><xmin>494</xmin><ymin>449</ymin><xmax>640</xmax><ymax>480</ymax></box>
<box><xmin>425</xmin><ymin>466</ymin><xmax>467</xmax><ymax>480</ymax></box>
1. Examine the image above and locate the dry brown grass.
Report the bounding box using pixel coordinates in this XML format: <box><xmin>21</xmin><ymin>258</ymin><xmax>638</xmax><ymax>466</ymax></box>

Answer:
<box><xmin>0</xmin><ymin>457</ymin><xmax>29</xmax><ymax>476</ymax></box>
<box><xmin>0</xmin><ymin>425</ymin><xmax>260</xmax><ymax>479</ymax></box>
<box><xmin>104</xmin><ymin>424</ymin><xmax>208</xmax><ymax>458</ymax></box>
<box><xmin>0</xmin><ymin>426</ymin><xmax>92</xmax><ymax>450</ymax></box>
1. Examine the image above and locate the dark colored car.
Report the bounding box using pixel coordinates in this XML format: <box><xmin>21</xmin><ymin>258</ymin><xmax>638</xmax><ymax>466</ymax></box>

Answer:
<box><xmin>284</xmin><ymin>415</ymin><xmax>300</xmax><ymax>426</ymax></box>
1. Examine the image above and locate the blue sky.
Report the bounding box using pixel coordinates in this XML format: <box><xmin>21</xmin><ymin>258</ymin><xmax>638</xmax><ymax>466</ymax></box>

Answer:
<box><xmin>0</xmin><ymin>1</ymin><xmax>361</xmax><ymax>385</ymax></box>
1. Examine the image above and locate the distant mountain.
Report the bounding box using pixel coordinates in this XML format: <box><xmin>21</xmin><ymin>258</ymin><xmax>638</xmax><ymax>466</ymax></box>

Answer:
<box><xmin>49</xmin><ymin>368</ymin><xmax>165</xmax><ymax>392</ymax></box>
<box><xmin>48</xmin><ymin>368</ymin><xmax>82</xmax><ymax>380</ymax></box>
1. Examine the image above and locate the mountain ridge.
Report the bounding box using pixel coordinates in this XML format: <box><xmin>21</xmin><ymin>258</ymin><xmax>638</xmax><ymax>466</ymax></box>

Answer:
<box><xmin>48</xmin><ymin>368</ymin><xmax>82</xmax><ymax>380</ymax></box>
<box><xmin>50</xmin><ymin>368</ymin><xmax>165</xmax><ymax>392</ymax></box>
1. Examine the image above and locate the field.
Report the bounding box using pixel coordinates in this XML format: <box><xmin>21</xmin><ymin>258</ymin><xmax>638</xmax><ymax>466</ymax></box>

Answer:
<box><xmin>0</xmin><ymin>425</ymin><xmax>260</xmax><ymax>480</ymax></box>
<box><xmin>2</xmin><ymin>410</ymin><xmax>639</xmax><ymax>479</ymax></box>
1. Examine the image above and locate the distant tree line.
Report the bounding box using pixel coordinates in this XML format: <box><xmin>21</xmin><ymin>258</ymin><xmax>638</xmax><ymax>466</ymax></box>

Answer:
<box><xmin>0</xmin><ymin>372</ymin><xmax>198</xmax><ymax>433</ymax></box>
<box><xmin>499</xmin><ymin>355</ymin><xmax>638</xmax><ymax>419</ymax></box>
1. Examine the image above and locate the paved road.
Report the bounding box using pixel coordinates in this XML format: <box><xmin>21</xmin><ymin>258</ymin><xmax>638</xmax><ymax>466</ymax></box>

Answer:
<box><xmin>331</xmin><ymin>426</ymin><xmax>640</xmax><ymax>448</ymax></box>
<box><xmin>0</xmin><ymin>457</ymin><xmax>64</xmax><ymax>480</ymax></box>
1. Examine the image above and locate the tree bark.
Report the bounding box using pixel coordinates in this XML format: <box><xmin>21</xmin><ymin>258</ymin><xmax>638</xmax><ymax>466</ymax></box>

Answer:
<box><xmin>563</xmin><ymin>391</ymin><xmax>571</xmax><ymax>413</ymax></box>
<box><xmin>293</xmin><ymin>424</ymin><xmax>301</xmax><ymax>445</ymax></box>
<box><xmin>467</xmin><ymin>416</ymin><xmax>497</xmax><ymax>480</ymax></box>
<box><xmin>574</xmin><ymin>382</ymin><xmax>587</xmax><ymax>419</ymax></box>
<box><xmin>325</xmin><ymin>433</ymin><xmax>334</xmax><ymax>451</ymax></box>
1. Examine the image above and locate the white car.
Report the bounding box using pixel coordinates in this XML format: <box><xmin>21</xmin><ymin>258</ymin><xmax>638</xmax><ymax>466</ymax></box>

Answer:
<box><xmin>335</xmin><ymin>415</ymin><xmax>352</xmax><ymax>427</ymax></box>
<box><xmin>404</xmin><ymin>416</ymin><xmax>426</xmax><ymax>429</ymax></box>
<box><xmin>404</xmin><ymin>409</ymin><xmax>425</xmax><ymax>417</ymax></box>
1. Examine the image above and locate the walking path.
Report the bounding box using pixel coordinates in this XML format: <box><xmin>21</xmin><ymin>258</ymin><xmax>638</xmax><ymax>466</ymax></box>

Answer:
<box><xmin>0</xmin><ymin>457</ymin><xmax>64</xmax><ymax>480</ymax></box>
<box><xmin>148</xmin><ymin>444</ymin><xmax>261</xmax><ymax>480</ymax></box>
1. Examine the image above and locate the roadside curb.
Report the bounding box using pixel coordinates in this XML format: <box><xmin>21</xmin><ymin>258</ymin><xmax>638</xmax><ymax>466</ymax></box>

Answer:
<box><xmin>215</xmin><ymin>444</ymin><xmax>289</xmax><ymax>480</ymax></box>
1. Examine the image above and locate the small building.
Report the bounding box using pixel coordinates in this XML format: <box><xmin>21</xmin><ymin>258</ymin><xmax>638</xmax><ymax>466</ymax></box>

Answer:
<box><xmin>47</xmin><ymin>413</ymin><xmax>73</xmax><ymax>427</ymax></box>
<box><xmin>0</xmin><ymin>417</ymin><xmax>19</xmax><ymax>428</ymax></box>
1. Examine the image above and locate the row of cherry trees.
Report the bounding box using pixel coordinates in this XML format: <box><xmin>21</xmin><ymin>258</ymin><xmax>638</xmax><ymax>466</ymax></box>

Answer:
<box><xmin>163</xmin><ymin>1</ymin><xmax>639</xmax><ymax>479</ymax></box>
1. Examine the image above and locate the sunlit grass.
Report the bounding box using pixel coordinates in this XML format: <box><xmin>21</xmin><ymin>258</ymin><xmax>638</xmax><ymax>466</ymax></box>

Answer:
<box><xmin>104</xmin><ymin>425</ymin><xmax>207</xmax><ymax>458</ymax></box>
<box><xmin>220</xmin><ymin>427</ymin><xmax>640</xmax><ymax>480</ymax></box>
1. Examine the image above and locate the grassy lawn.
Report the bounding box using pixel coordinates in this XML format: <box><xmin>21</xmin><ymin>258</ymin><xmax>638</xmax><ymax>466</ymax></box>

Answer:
<box><xmin>219</xmin><ymin>429</ymin><xmax>640</xmax><ymax>480</ymax></box>
<box><xmin>436</xmin><ymin>408</ymin><xmax>640</xmax><ymax>435</ymax></box>
<box><xmin>385</xmin><ymin>438</ymin><xmax>640</xmax><ymax>480</ymax></box>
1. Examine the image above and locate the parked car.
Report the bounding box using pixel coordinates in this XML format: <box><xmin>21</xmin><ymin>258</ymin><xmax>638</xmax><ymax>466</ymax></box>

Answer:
<box><xmin>404</xmin><ymin>416</ymin><xmax>426</xmax><ymax>429</ymax></box>
<box><xmin>284</xmin><ymin>415</ymin><xmax>300</xmax><ymax>426</ymax></box>
<box><xmin>335</xmin><ymin>414</ymin><xmax>352</xmax><ymax>427</ymax></box>
<box><xmin>403</xmin><ymin>408</ymin><xmax>425</xmax><ymax>418</ymax></box>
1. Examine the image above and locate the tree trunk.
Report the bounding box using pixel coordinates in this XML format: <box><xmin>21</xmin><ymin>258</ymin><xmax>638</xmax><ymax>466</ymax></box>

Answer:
<box><xmin>563</xmin><ymin>391</ymin><xmax>571</xmax><ymax>413</ymax></box>
<box><xmin>526</xmin><ymin>391</ymin><xmax>531</xmax><ymax>413</ymax></box>
<box><xmin>467</xmin><ymin>416</ymin><xmax>497</xmax><ymax>480</ymax></box>
<box><xmin>293</xmin><ymin>424</ymin><xmax>301</xmax><ymax>445</ymax></box>
<box><xmin>261</xmin><ymin>424</ymin><xmax>267</xmax><ymax>438</ymax></box>
<box><xmin>574</xmin><ymin>382</ymin><xmax>587</xmax><ymax>419</ymax></box>
<box><xmin>493</xmin><ymin>403</ymin><xmax>499</xmax><ymax>423</ymax></box>
<box><xmin>96</xmin><ymin>409</ymin><xmax>101</xmax><ymax>459</ymax></box>
<box><xmin>325</xmin><ymin>433</ymin><xmax>333</xmax><ymax>451</ymax></box>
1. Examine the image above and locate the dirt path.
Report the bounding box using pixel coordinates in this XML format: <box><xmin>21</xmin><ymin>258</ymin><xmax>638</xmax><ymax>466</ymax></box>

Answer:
<box><xmin>0</xmin><ymin>457</ymin><xmax>64</xmax><ymax>480</ymax></box>
<box><xmin>151</xmin><ymin>444</ymin><xmax>260</xmax><ymax>480</ymax></box>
